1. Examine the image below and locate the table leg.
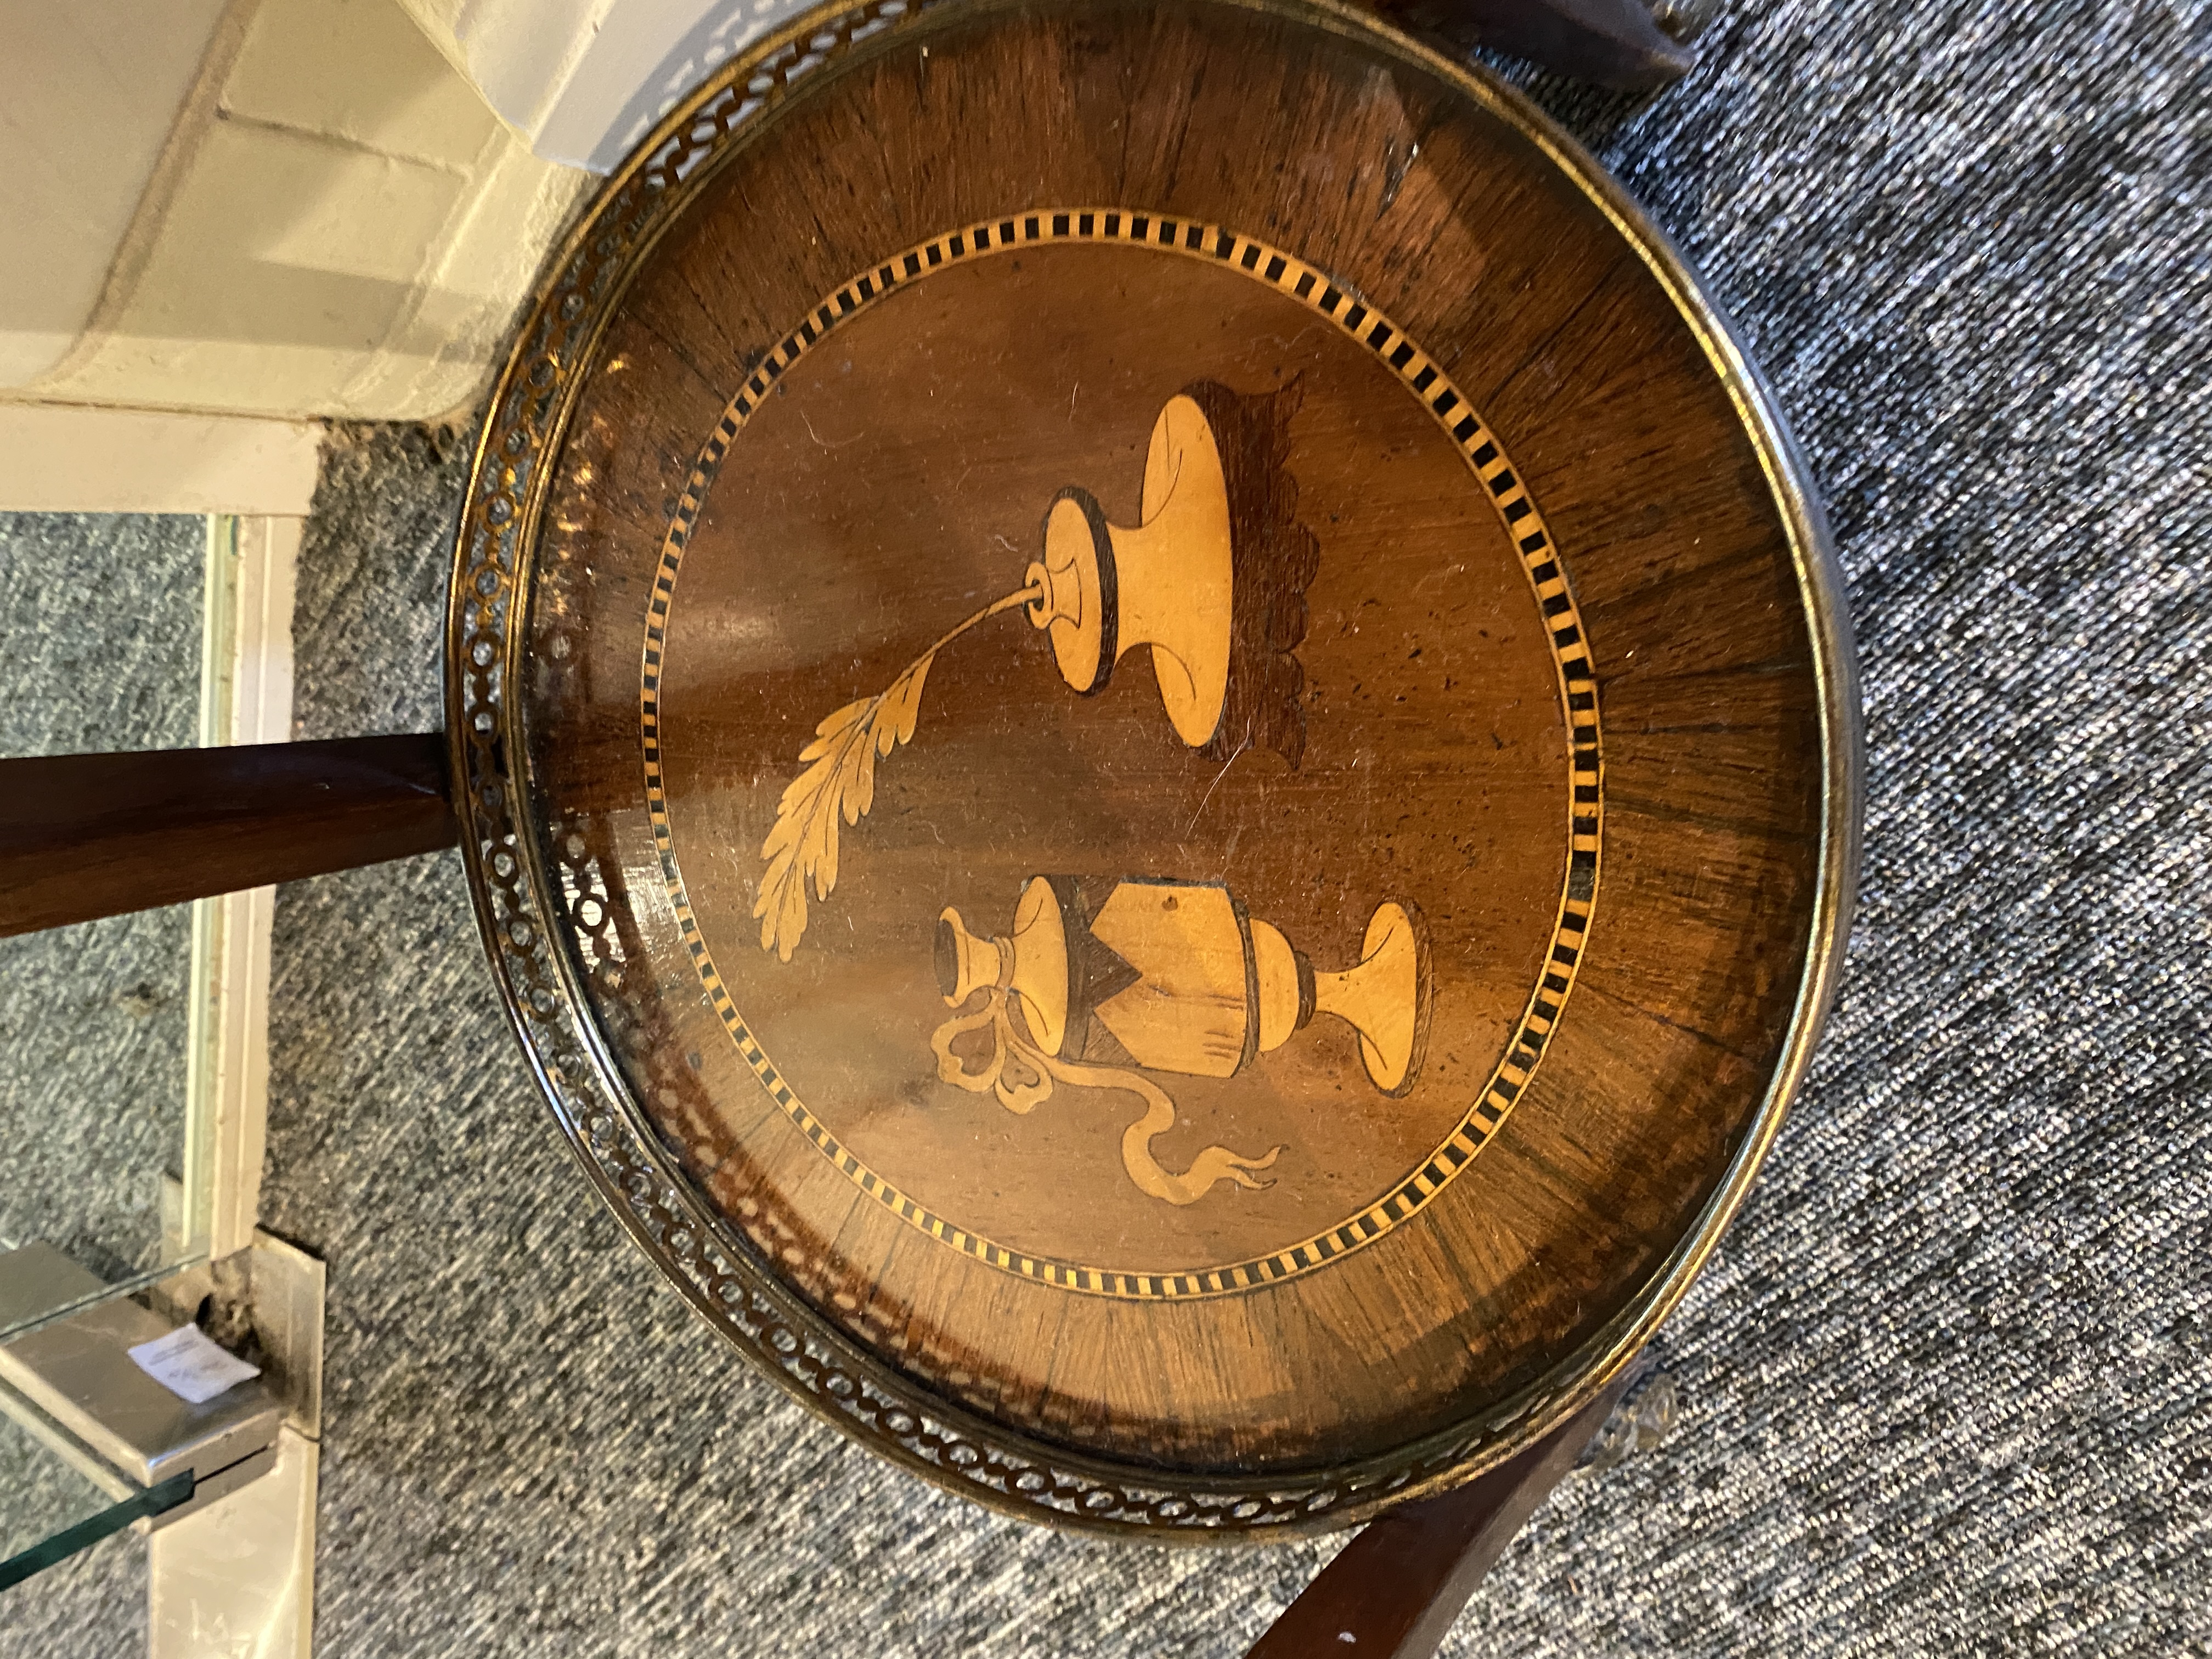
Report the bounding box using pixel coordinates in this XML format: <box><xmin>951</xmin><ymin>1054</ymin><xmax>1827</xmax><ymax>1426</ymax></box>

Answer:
<box><xmin>0</xmin><ymin>733</ymin><xmax>456</xmax><ymax>938</ymax></box>
<box><xmin>1360</xmin><ymin>0</ymin><xmax>1699</xmax><ymax>91</ymax></box>
<box><xmin>1245</xmin><ymin>1362</ymin><xmax>1647</xmax><ymax>1659</ymax></box>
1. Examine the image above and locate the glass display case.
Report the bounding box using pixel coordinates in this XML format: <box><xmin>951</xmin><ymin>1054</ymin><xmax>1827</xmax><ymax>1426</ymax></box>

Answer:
<box><xmin>2</xmin><ymin>511</ymin><xmax>223</xmax><ymax>1584</ymax></box>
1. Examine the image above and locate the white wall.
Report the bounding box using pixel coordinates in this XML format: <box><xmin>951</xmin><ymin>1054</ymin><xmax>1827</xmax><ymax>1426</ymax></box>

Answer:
<box><xmin>0</xmin><ymin>0</ymin><xmax>232</xmax><ymax>388</ymax></box>
<box><xmin>0</xmin><ymin>0</ymin><xmax>592</xmax><ymax>422</ymax></box>
<box><xmin>396</xmin><ymin>0</ymin><xmax>825</xmax><ymax>173</ymax></box>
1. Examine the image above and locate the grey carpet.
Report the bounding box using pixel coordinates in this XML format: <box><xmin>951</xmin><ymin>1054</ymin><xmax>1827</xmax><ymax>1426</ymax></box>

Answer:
<box><xmin>0</xmin><ymin>513</ymin><xmax>201</xmax><ymax>1283</ymax></box>
<box><xmin>5</xmin><ymin>0</ymin><xmax>2210</xmax><ymax>1650</ymax></box>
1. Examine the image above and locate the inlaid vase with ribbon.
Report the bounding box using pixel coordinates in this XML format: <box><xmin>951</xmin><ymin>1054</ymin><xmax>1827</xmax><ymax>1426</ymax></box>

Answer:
<box><xmin>930</xmin><ymin>876</ymin><xmax>1432</xmax><ymax>1205</ymax></box>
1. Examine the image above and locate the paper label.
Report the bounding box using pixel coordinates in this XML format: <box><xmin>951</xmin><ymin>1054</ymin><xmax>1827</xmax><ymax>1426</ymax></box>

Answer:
<box><xmin>127</xmin><ymin>1324</ymin><xmax>261</xmax><ymax>1406</ymax></box>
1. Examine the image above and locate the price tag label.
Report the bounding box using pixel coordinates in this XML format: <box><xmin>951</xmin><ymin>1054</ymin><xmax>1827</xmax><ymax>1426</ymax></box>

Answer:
<box><xmin>126</xmin><ymin>1324</ymin><xmax>261</xmax><ymax>1406</ymax></box>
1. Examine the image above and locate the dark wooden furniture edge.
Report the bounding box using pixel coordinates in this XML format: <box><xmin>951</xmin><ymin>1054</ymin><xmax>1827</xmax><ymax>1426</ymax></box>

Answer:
<box><xmin>1364</xmin><ymin>0</ymin><xmax>1698</xmax><ymax>89</ymax></box>
<box><xmin>1246</xmin><ymin>1359</ymin><xmax>1650</xmax><ymax>1657</ymax></box>
<box><xmin>0</xmin><ymin>733</ymin><xmax>459</xmax><ymax>938</ymax></box>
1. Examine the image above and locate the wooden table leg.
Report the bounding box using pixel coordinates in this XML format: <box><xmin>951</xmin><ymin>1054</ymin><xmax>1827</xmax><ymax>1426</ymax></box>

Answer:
<box><xmin>1245</xmin><ymin>1363</ymin><xmax>1649</xmax><ymax>1659</ymax></box>
<box><xmin>0</xmin><ymin>733</ymin><xmax>458</xmax><ymax>938</ymax></box>
<box><xmin>1361</xmin><ymin>0</ymin><xmax>1699</xmax><ymax>91</ymax></box>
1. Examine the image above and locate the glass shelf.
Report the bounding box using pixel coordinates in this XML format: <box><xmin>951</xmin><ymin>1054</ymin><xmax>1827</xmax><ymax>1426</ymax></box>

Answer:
<box><xmin>0</xmin><ymin>1397</ymin><xmax>193</xmax><ymax>1593</ymax></box>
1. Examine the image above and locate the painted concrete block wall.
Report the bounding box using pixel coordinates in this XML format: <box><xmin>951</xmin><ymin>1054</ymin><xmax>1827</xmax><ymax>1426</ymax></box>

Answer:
<box><xmin>0</xmin><ymin>1</ymin><xmax>232</xmax><ymax>389</ymax></box>
<box><xmin>393</xmin><ymin>0</ymin><xmax>826</xmax><ymax>173</ymax></box>
<box><xmin>3</xmin><ymin>0</ymin><xmax>592</xmax><ymax>423</ymax></box>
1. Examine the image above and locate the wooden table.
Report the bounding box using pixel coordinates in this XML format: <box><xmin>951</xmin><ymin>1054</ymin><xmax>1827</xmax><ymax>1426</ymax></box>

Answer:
<box><xmin>2</xmin><ymin>0</ymin><xmax>1858</xmax><ymax>1645</ymax></box>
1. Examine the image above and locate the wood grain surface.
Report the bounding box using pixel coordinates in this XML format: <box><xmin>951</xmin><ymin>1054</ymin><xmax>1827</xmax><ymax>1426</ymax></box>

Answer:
<box><xmin>489</xmin><ymin>0</ymin><xmax>1839</xmax><ymax>1493</ymax></box>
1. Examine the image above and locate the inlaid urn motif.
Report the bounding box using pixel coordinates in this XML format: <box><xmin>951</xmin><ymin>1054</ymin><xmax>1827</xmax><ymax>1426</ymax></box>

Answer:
<box><xmin>931</xmin><ymin>876</ymin><xmax>1432</xmax><ymax>1204</ymax></box>
<box><xmin>752</xmin><ymin>381</ymin><xmax>1316</xmax><ymax>961</ymax></box>
<box><xmin>1024</xmin><ymin>381</ymin><xmax>1317</xmax><ymax>763</ymax></box>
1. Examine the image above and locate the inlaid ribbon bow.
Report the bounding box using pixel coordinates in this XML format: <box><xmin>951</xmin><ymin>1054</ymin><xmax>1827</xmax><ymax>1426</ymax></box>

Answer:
<box><xmin>930</xmin><ymin>949</ymin><xmax>1280</xmax><ymax>1206</ymax></box>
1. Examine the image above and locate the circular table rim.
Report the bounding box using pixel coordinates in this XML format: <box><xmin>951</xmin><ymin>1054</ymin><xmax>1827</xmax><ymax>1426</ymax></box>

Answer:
<box><xmin>442</xmin><ymin>0</ymin><xmax>1864</xmax><ymax>1541</ymax></box>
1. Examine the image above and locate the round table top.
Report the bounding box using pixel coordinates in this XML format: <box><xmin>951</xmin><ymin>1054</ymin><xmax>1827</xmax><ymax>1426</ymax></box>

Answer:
<box><xmin>447</xmin><ymin>0</ymin><xmax>1857</xmax><ymax>1538</ymax></box>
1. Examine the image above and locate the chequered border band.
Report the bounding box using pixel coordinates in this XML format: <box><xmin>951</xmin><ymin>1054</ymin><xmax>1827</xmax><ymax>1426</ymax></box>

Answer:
<box><xmin>636</xmin><ymin>209</ymin><xmax>1602</xmax><ymax>1300</ymax></box>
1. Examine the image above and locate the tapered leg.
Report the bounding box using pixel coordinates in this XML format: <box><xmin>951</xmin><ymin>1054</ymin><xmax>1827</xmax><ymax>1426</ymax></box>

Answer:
<box><xmin>1246</xmin><ymin>1362</ymin><xmax>1647</xmax><ymax>1659</ymax></box>
<box><xmin>1359</xmin><ymin>0</ymin><xmax>1698</xmax><ymax>90</ymax></box>
<box><xmin>0</xmin><ymin>733</ymin><xmax>456</xmax><ymax>937</ymax></box>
